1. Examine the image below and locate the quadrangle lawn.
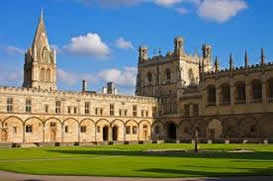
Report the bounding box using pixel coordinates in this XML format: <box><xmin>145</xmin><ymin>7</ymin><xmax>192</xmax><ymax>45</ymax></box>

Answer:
<box><xmin>0</xmin><ymin>144</ymin><xmax>273</xmax><ymax>178</ymax></box>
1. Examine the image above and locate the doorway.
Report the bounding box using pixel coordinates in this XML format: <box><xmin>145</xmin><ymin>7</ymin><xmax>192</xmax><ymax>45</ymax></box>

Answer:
<box><xmin>112</xmin><ymin>126</ymin><xmax>118</xmax><ymax>141</ymax></box>
<box><xmin>168</xmin><ymin>123</ymin><xmax>177</xmax><ymax>140</ymax></box>
<box><xmin>103</xmin><ymin>126</ymin><xmax>109</xmax><ymax>141</ymax></box>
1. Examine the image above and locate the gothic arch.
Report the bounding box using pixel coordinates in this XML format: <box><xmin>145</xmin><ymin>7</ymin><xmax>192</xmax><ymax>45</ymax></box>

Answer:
<box><xmin>96</xmin><ymin>119</ymin><xmax>111</xmax><ymax>126</ymax></box>
<box><xmin>139</xmin><ymin>120</ymin><xmax>151</xmax><ymax>141</ymax></box>
<box><xmin>125</xmin><ymin>119</ymin><xmax>138</xmax><ymax>126</ymax></box>
<box><xmin>111</xmin><ymin>119</ymin><xmax>125</xmax><ymax>141</ymax></box>
<box><xmin>46</xmin><ymin>68</ymin><xmax>51</xmax><ymax>82</ymax></box>
<box><xmin>138</xmin><ymin>120</ymin><xmax>152</xmax><ymax>126</ymax></box>
<box><xmin>40</xmin><ymin>68</ymin><xmax>45</xmax><ymax>81</ymax></box>
<box><xmin>44</xmin><ymin>117</ymin><xmax>62</xmax><ymax>142</ymax></box>
<box><xmin>110</xmin><ymin>119</ymin><xmax>124</xmax><ymax>127</ymax></box>
<box><xmin>151</xmin><ymin>120</ymin><xmax>164</xmax><ymax>140</ymax></box>
<box><xmin>3</xmin><ymin>116</ymin><xmax>24</xmax><ymax>125</ymax></box>
<box><xmin>63</xmin><ymin>117</ymin><xmax>79</xmax><ymax>125</ymax></box>
<box><xmin>239</xmin><ymin>117</ymin><xmax>258</xmax><ymax>138</ymax></box>
<box><xmin>25</xmin><ymin>116</ymin><xmax>43</xmax><ymax>124</ymax></box>
<box><xmin>222</xmin><ymin>117</ymin><xmax>241</xmax><ymax>138</ymax></box>
<box><xmin>179</xmin><ymin>120</ymin><xmax>193</xmax><ymax>140</ymax></box>
<box><xmin>80</xmin><ymin>118</ymin><xmax>95</xmax><ymax>125</ymax></box>
<box><xmin>259</xmin><ymin>114</ymin><xmax>273</xmax><ymax>138</ymax></box>
<box><xmin>207</xmin><ymin>119</ymin><xmax>223</xmax><ymax>139</ymax></box>
<box><xmin>44</xmin><ymin>117</ymin><xmax>62</xmax><ymax>125</ymax></box>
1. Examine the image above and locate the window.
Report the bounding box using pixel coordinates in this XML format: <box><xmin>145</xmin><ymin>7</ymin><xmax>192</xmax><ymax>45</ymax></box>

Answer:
<box><xmin>124</xmin><ymin>110</ymin><xmax>128</xmax><ymax>116</ymax></box>
<box><xmin>95</xmin><ymin>108</ymin><xmax>98</xmax><ymax>115</ymax></box>
<box><xmin>65</xmin><ymin>126</ymin><xmax>69</xmax><ymax>133</ymax></box>
<box><xmin>193</xmin><ymin>104</ymin><xmax>199</xmax><ymax>116</ymax></box>
<box><xmin>184</xmin><ymin>104</ymin><xmax>190</xmax><ymax>117</ymax></box>
<box><xmin>143</xmin><ymin>125</ymin><xmax>148</xmax><ymax>129</ymax></box>
<box><xmin>100</xmin><ymin>108</ymin><xmax>103</xmax><ymax>115</ymax></box>
<box><xmin>97</xmin><ymin>126</ymin><xmax>100</xmax><ymax>133</ymax></box>
<box><xmin>55</xmin><ymin>101</ymin><xmax>61</xmax><ymax>114</ymax></box>
<box><xmin>7</xmin><ymin>98</ymin><xmax>13</xmax><ymax>112</ymax></box>
<box><xmin>141</xmin><ymin>110</ymin><xmax>144</xmax><ymax>117</ymax></box>
<box><xmin>126</xmin><ymin>126</ymin><xmax>131</xmax><ymax>134</ymax></box>
<box><xmin>155</xmin><ymin>126</ymin><xmax>160</xmax><ymax>134</ymax></box>
<box><xmin>208</xmin><ymin>86</ymin><xmax>216</xmax><ymax>106</ymax></box>
<box><xmin>110</xmin><ymin>104</ymin><xmax>115</xmax><ymax>116</ymax></box>
<box><xmin>152</xmin><ymin>107</ymin><xmax>157</xmax><ymax>117</ymax></box>
<box><xmin>50</xmin><ymin>122</ymin><xmax>56</xmax><ymax>127</ymax></box>
<box><xmin>45</xmin><ymin>105</ymin><xmax>49</xmax><ymax>113</ymax></box>
<box><xmin>166</xmin><ymin>68</ymin><xmax>171</xmax><ymax>81</ymax></box>
<box><xmin>74</xmin><ymin>107</ymin><xmax>77</xmax><ymax>114</ymax></box>
<box><xmin>133</xmin><ymin>126</ymin><xmax>137</xmax><ymax>134</ymax></box>
<box><xmin>81</xmin><ymin>126</ymin><xmax>87</xmax><ymax>133</ymax></box>
<box><xmin>252</xmin><ymin>80</ymin><xmax>262</xmax><ymax>102</ymax></box>
<box><xmin>26</xmin><ymin>125</ymin><xmax>32</xmax><ymax>133</ymax></box>
<box><xmin>68</xmin><ymin>106</ymin><xmax>72</xmax><ymax>114</ymax></box>
<box><xmin>221</xmin><ymin>84</ymin><xmax>231</xmax><ymax>105</ymax></box>
<box><xmin>26</xmin><ymin>99</ymin><xmax>32</xmax><ymax>113</ymax></box>
<box><xmin>133</xmin><ymin>105</ymin><xmax>137</xmax><ymax>117</ymax></box>
<box><xmin>146</xmin><ymin>111</ymin><xmax>149</xmax><ymax>117</ymax></box>
<box><xmin>147</xmin><ymin>72</ymin><xmax>152</xmax><ymax>83</ymax></box>
<box><xmin>13</xmin><ymin>127</ymin><xmax>17</xmax><ymax>134</ymax></box>
<box><xmin>85</xmin><ymin>102</ymin><xmax>90</xmax><ymax>114</ymax></box>
<box><xmin>236</xmin><ymin>83</ymin><xmax>246</xmax><ymax>104</ymax></box>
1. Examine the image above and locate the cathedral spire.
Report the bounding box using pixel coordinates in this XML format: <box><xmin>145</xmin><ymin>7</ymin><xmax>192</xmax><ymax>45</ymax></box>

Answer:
<box><xmin>229</xmin><ymin>53</ymin><xmax>234</xmax><ymax>70</ymax></box>
<box><xmin>245</xmin><ymin>50</ymin><xmax>248</xmax><ymax>68</ymax></box>
<box><xmin>32</xmin><ymin>9</ymin><xmax>50</xmax><ymax>50</ymax></box>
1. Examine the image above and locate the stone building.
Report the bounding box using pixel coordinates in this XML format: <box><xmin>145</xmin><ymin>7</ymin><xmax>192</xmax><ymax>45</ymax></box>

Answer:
<box><xmin>0</xmin><ymin>11</ymin><xmax>273</xmax><ymax>145</ymax></box>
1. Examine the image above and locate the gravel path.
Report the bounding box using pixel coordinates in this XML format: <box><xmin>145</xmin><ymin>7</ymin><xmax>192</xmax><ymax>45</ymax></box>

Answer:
<box><xmin>1</xmin><ymin>171</ymin><xmax>273</xmax><ymax>181</ymax></box>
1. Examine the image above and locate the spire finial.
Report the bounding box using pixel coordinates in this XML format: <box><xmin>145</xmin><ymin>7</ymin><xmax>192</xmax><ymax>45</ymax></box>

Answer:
<box><xmin>245</xmin><ymin>50</ymin><xmax>248</xmax><ymax>68</ymax></box>
<box><xmin>261</xmin><ymin>48</ymin><xmax>265</xmax><ymax>65</ymax></box>
<box><xmin>215</xmin><ymin>56</ymin><xmax>219</xmax><ymax>72</ymax></box>
<box><xmin>41</xmin><ymin>8</ymin><xmax>44</xmax><ymax>19</ymax></box>
<box><xmin>229</xmin><ymin>53</ymin><xmax>233</xmax><ymax>70</ymax></box>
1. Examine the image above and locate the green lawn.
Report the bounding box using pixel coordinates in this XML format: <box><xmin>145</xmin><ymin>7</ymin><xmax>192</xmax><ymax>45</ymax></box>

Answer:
<box><xmin>0</xmin><ymin>144</ymin><xmax>273</xmax><ymax>178</ymax></box>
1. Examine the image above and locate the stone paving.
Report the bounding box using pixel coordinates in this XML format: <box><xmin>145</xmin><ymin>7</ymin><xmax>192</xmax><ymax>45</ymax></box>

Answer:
<box><xmin>1</xmin><ymin>171</ymin><xmax>273</xmax><ymax>181</ymax></box>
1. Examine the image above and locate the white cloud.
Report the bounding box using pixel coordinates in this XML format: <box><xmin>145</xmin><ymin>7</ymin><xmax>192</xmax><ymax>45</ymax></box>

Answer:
<box><xmin>198</xmin><ymin>0</ymin><xmax>248</xmax><ymax>23</ymax></box>
<box><xmin>115</xmin><ymin>37</ymin><xmax>134</xmax><ymax>49</ymax></box>
<box><xmin>0</xmin><ymin>66</ymin><xmax>23</xmax><ymax>86</ymax></box>
<box><xmin>153</xmin><ymin>0</ymin><xmax>182</xmax><ymax>7</ymax></box>
<box><xmin>58</xmin><ymin>67</ymin><xmax>137</xmax><ymax>89</ymax></box>
<box><xmin>64</xmin><ymin>33</ymin><xmax>110</xmax><ymax>57</ymax></box>
<box><xmin>98</xmin><ymin>67</ymin><xmax>137</xmax><ymax>87</ymax></box>
<box><xmin>5</xmin><ymin>46</ymin><xmax>25</xmax><ymax>55</ymax></box>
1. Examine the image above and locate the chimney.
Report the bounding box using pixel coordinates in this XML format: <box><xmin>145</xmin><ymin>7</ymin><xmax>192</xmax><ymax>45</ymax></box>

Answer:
<box><xmin>82</xmin><ymin>80</ymin><xmax>87</xmax><ymax>92</ymax></box>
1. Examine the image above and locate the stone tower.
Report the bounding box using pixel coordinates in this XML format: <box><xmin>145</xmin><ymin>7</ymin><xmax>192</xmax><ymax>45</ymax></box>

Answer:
<box><xmin>23</xmin><ymin>10</ymin><xmax>57</xmax><ymax>91</ymax></box>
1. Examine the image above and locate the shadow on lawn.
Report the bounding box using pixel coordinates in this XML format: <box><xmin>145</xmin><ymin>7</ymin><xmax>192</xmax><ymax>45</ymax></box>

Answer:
<box><xmin>47</xmin><ymin>149</ymin><xmax>273</xmax><ymax>161</ymax></box>
<box><xmin>137</xmin><ymin>167</ymin><xmax>273</xmax><ymax>178</ymax></box>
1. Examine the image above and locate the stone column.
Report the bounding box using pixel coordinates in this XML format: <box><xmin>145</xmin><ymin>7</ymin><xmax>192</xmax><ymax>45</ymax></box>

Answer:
<box><xmin>109</xmin><ymin>127</ymin><xmax>112</xmax><ymax>141</ymax></box>
<box><xmin>43</xmin><ymin>122</ymin><xmax>45</xmax><ymax>143</ymax></box>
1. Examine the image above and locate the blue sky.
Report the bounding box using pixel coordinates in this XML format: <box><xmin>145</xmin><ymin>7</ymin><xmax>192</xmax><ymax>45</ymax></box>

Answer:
<box><xmin>1</xmin><ymin>0</ymin><xmax>273</xmax><ymax>94</ymax></box>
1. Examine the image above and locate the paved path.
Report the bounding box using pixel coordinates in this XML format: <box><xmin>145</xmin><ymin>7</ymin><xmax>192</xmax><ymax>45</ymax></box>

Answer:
<box><xmin>1</xmin><ymin>171</ymin><xmax>273</xmax><ymax>181</ymax></box>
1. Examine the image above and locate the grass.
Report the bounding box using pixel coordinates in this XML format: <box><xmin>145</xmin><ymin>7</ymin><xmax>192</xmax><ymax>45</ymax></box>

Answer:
<box><xmin>0</xmin><ymin>144</ymin><xmax>273</xmax><ymax>178</ymax></box>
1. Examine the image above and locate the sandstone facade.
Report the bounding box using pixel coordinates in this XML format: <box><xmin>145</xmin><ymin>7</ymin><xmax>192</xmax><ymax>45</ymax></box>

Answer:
<box><xmin>0</xmin><ymin>12</ymin><xmax>273</xmax><ymax>145</ymax></box>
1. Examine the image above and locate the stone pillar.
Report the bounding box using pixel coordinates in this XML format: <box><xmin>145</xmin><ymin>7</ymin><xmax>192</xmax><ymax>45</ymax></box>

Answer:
<box><xmin>61</xmin><ymin>124</ymin><xmax>64</xmax><ymax>143</ymax></box>
<box><xmin>43</xmin><ymin>123</ymin><xmax>45</xmax><ymax>143</ymax></box>
<box><xmin>109</xmin><ymin>127</ymin><xmax>112</xmax><ymax>141</ymax></box>
<box><xmin>23</xmin><ymin>122</ymin><xmax>25</xmax><ymax>143</ymax></box>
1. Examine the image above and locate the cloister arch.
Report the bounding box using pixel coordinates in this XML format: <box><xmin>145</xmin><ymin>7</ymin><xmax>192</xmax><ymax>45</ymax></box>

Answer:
<box><xmin>3</xmin><ymin>116</ymin><xmax>24</xmax><ymax>143</ymax></box>
<box><xmin>139</xmin><ymin>120</ymin><xmax>151</xmax><ymax>141</ymax></box>
<box><xmin>63</xmin><ymin>118</ymin><xmax>79</xmax><ymax>142</ymax></box>
<box><xmin>259</xmin><ymin>115</ymin><xmax>273</xmax><ymax>139</ymax></box>
<box><xmin>111</xmin><ymin>119</ymin><xmax>125</xmax><ymax>141</ymax></box>
<box><xmin>151</xmin><ymin>120</ymin><xmax>164</xmax><ymax>140</ymax></box>
<box><xmin>125</xmin><ymin>120</ymin><xmax>138</xmax><ymax>141</ymax></box>
<box><xmin>44</xmin><ymin>118</ymin><xmax>62</xmax><ymax>143</ymax></box>
<box><xmin>239</xmin><ymin>117</ymin><xmax>258</xmax><ymax>138</ymax></box>
<box><xmin>207</xmin><ymin>119</ymin><xmax>223</xmax><ymax>139</ymax></box>
<box><xmin>178</xmin><ymin>120</ymin><xmax>193</xmax><ymax>140</ymax></box>
<box><xmin>24</xmin><ymin>117</ymin><xmax>43</xmax><ymax>143</ymax></box>
<box><xmin>96</xmin><ymin>119</ymin><xmax>110</xmax><ymax>142</ymax></box>
<box><xmin>80</xmin><ymin>119</ymin><xmax>95</xmax><ymax>142</ymax></box>
<box><xmin>165</xmin><ymin>121</ymin><xmax>177</xmax><ymax>140</ymax></box>
<box><xmin>223</xmin><ymin>118</ymin><xmax>240</xmax><ymax>138</ymax></box>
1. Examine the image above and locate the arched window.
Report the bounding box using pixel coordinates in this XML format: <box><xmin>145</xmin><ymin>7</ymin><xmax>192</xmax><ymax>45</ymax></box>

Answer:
<box><xmin>40</xmin><ymin>68</ymin><xmax>45</xmax><ymax>81</ymax></box>
<box><xmin>188</xmin><ymin>68</ymin><xmax>195</xmax><ymax>85</ymax></box>
<box><xmin>235</xmin><ymin>82</ymin><xmax>246</xmax><ymax>104</ymax></box>
<box><xmin>46</xmin><ymin>69</ymin><xmax>51</xmax><ymax>82</ymax></box>
<box><xmin>251</xmin><ymin>80</ymin><xmax>262</xmax><ymax>103</ymax></box>
<box><xmin>221</xmin><ymin>84</ymin><xmax>231</xmax><ymax>105</ymax></box>
<box><xmin>147</xmin><ymin>72</ymin><xmax>152</xmax><ymax>83</ymax></box>
<box><xmin>166</xmin><ymin>68</ymin><xmax>171</xmax><ymax>81</ymax></box>
<box><xmin>207</xmin><ymin>85</ymin><xmax>216</xmax><ymax>106</ymax></box>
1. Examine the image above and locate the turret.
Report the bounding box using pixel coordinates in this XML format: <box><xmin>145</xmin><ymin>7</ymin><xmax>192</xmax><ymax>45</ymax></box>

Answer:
<box><xmin>202</xmin><ymin>44</ymin><xmax>212</xmax><ymax>60</ymax></box>
<box><xmin>214</xmin><ymin>56</ymin><xmax>220</xmax><ymax>72</ymax></box>
<box><xmin>229</xmin><ymin>54</ymin><xmax>234</xmax><ymax>70</ymax></box>
<box><xmin>245</xmin><ymin>50</ymin><xmax>248</xmax><ymax>68</ymax></box>
<box><xmin>174</xmin><ymin>36</ymin><xmax>184</xmax><ymax>57</ymax></box>
<box><xmin>261</xmin><ymin>48</ymin><xmax>265</xmax><ymax>65</ymax></box>
<box><xmin>138</xmin><ymin>45</ymin><xmax>148</xmax><ymax>63</ymax></box>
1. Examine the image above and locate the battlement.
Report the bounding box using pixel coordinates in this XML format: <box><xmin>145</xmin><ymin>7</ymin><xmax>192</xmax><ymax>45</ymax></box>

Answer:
<box><xmin>0</xmin><ymin>86</ymin><xmax>158</xmax><ymax>103</ymax></box>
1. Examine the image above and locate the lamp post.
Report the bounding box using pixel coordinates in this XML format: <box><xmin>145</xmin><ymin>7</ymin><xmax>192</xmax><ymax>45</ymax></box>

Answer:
<box><xmin>194</xmin><ymin>129</ymin><xmax>199</xmax><ymax>153</ymax></box>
